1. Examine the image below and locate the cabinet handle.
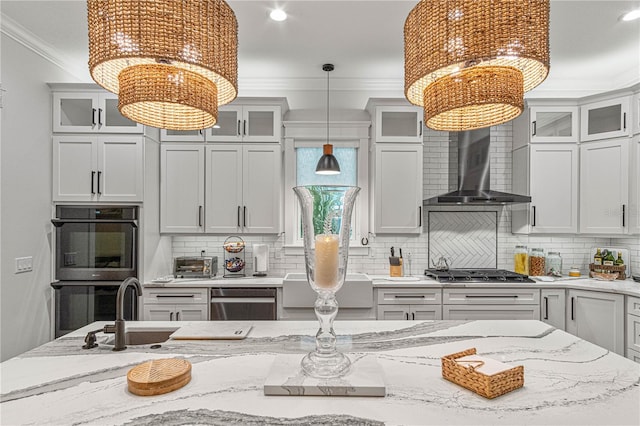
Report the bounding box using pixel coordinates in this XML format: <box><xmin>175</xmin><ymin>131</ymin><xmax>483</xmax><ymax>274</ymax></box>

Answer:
<box><xmin>532</xmin><ymin>206</ymin><xmax>536</xmax><ymax>226</ymax></box>
<box><xmin>243</xmin><ymin>120</ymin><xmax>247</xmax><ymax>136</ymax></box>
<box><xmin>418</xmin><ymin>206</ymin><xmax>422</xmax><ymax>227</ymax></box>
<box><xmin>622</xmin><ymin>204</ymin><xmax>626</xmax><ymax>227</ymax></box>
<box><xmin>91</xmin><ymin>171</ymin><xmax>96</xmax><ymax>194</ymax></box>
<box><xmin>543</xmin><ymin>296</ymin><xmax>549</xmax><ymax>320</ymax></box>
<box><xmin>394</xmin><ymin>295</ymin><xmax>425</xmax><ymax>299</ymax></box>
<box><xmin>237</xmin><ymin>120</ymin><xmax>241</xmax><ymax>136</ymax></box>
<box><xmin>198</xmin><ymin>205</ymin><xmax>203</xmax><ymax>227</ymax></box>
<box><xmin>412</xmin><ymin>312</ymin><xmax>415</xmax><ymax>320</ymax></box>
<box><xmin>571</xmin><ymin>297</ymin><xmax>575</xmax><ymax>321</ymax></box>
<box><xmin>405</xmin><ymin>312</ymin><xmax>409</xmax><ymax>320</ymax></box>
<box><xmin>98</xmin><ymin>108</ymin><xmax>103</xmax><ymax>126</ymax></box>
<box><xmin>176</xmin><ymin>312</ymin><xmax>180</xmax><ymax>321</ymax></box>
<box><xmin>237</xmin><ymin>206</ymin><xmax>241</xmax><ymax>227</ymax></box>
<box><xmin>156</xmin><ymin>294</ymin><xmax>195</xmax><ymax>298</ymax></box>
<box><xmin>170</xmin><ymin>312</ymin><xmax>174</xmax><ymax>321</ymax></box>
<box><xmin>623</xmin><ymin>112</ymin><xmax>626</xmax><ymax>131</ymax></box>
<box><xmin>532</xmin><ymin>120</ymin><xmax>537</xmax><ymax>136</ymax></box>
<box><xmin>92</xmin><ymin>108</ymin><xmax>97</xmax><ymax>126</ymax></box>
<box><xmin>243</xmin><ymin>206</ymin><xmax>247</xmax><ymax>227</ymax></box>
<box><xmin>97</xmin><ymin>171</ymin><xmax>102</xmax><ymax>194</ymax></box>
<box><xmin>465</xmin><ymin>295</ymin><xmax>518</xmax><ymax>298</ymax></box>
<box><xmin>419</xmin><ymin>121</ymin><xmax>423</xmax><ymax>137</ymax></box>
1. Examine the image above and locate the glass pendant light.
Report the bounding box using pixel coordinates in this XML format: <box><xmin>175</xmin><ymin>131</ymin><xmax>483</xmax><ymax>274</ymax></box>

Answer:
<box><xmin>316</xmin><ymin>63</ymin><xmax>340</xmax><ymax>175</ymax></box>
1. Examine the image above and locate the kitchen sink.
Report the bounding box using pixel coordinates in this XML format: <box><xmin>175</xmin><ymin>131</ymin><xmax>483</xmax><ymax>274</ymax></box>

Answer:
<box><xmin>124</xmin><ymin>328</ymin><xmax>178</xmax><ymax>345</ymax></box>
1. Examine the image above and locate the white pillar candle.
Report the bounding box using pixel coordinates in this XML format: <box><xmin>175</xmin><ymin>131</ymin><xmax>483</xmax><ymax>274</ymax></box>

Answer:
<box><xmin>314</xmin><ymin>234</ymin><xmax>339</xmax><ymax>288</ymax></box>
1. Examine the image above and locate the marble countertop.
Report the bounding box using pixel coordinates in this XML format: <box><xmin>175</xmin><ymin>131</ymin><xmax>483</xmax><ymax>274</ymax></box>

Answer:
<box><xmin>146</xmin><ymin>274</ymin><xmax>640</xmax><ymax>298</ymax></box>
<box><xmin>1</xmin><ymin>320</ymin><xmax>639</xmax><ymax>425</ymax></box>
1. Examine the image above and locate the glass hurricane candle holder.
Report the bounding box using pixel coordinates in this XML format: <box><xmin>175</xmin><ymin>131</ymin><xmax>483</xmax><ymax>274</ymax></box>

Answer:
<box><xmin>293</xmin><ymin>185</ymin><xmax>360</xmax><ymax>378</ymax></box>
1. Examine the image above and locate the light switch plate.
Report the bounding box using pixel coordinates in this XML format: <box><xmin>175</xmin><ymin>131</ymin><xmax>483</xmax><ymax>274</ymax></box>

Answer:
<box><xmin>15</xmin><ymin>256</ymin><xmax>33</xmax><ymax>273</ymax></box>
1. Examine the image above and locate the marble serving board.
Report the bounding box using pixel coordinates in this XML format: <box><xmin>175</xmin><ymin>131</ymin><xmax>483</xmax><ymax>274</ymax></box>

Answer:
<box><xmin>263</xmin><ymin>354</ymin><xmax>385</xmax><ymax>397</ymax></box>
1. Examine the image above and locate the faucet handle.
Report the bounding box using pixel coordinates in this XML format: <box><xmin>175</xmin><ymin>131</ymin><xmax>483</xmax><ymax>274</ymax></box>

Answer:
<box><xmin>103</xmin><ymin>324</ymin><xmax>116</xmax><ymax>334</ymax></box>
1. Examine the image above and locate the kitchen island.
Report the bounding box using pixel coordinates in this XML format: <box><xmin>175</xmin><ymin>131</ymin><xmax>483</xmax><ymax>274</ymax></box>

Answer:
<box><xmin>1</xmin><ymin>320</ymin><xmax>639</xmax><ymax>425</ymax></box>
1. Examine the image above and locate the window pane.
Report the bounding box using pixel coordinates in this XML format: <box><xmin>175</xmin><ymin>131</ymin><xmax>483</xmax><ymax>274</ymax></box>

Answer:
<box><xmin>296</xmin><ymin>147</ymin><xmax>357</xmax><ymax>186</ymax></box>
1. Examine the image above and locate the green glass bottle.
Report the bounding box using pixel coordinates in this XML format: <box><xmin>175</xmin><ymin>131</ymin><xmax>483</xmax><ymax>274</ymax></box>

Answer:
<box><xmin>602</xmin><ymin>250</ymin><xmax>615</xmax><ymax>266</ymax></box>
<box><xmin>614</xmin><ymin>252</ymin><xmax>624</xmax><ymax>266</ymax></box>
<box><xmin>593</xmin><ymin>248</ymin><xmax>603</xmax><ymax>266</ymax></box>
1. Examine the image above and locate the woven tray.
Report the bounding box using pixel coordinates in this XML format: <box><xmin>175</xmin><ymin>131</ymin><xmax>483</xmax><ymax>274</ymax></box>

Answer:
<box><xmin>127</xmin><ymin>358</ymin><xmax>191</xmax><ymax>396</ymax></box>
<box><xmin>441</xmin><ymin>348</ymin><xmax>523</xmax><ymax>399</ymax></box>
<box><xmin>589</xmin><ymin>263</ymin><xmax>626</xmax><ymax>280</ymax></box>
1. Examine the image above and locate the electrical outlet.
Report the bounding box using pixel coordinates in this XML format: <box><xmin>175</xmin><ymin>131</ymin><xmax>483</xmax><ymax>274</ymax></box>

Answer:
<box><xmin>15</xmin><ymin>256</ymin><xmax>33</xmax><ymax>273</ymax></box>
<box><xmin>201</xmin><ymin>249</ymin><xmax>207</xmax><ymax>256</ymax></box>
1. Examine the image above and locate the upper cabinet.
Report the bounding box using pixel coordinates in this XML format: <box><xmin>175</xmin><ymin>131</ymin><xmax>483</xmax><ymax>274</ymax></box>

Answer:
<box><xmin>512</xmin><ymin>102</ymin><xmax>579</xmax><ymax>149</ymax></box>
<box><xmin>633</xmin><ymin>91</ymin><xmax>640</xmax><ymax>136</ymax></box>
<box><xmin>580</xmin><ymin>95</ymin><xmax>631</xmax><ymax>142</ymax></box>
<box><xmin>366</xmin><ymin>99</ymin><xmax>423</xmax><ymax>143</ymax></box>
<box><xmin>630</xmin><ymin>136</ymin><xmax>640</xmax><ymax>234</ymax></box>
<box><xmin>52</xmin><ymin>91</ymin><xmax>143</xmax><ymax>134</ymax></box>
<box><xmin>160</xmin><ymin>99</ymin><xmax>288</xmax><ymax>143</ymax></box>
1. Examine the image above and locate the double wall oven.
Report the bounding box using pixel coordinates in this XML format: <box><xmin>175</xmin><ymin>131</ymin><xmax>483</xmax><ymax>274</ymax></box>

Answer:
<box><xmin>51</xmin><ymin>206</ymin><xmax>139</xmax><ymax>337</ymax></box>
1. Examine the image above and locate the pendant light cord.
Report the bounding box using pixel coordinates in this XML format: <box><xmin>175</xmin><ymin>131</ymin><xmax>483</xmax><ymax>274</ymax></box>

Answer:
<box><xmin>326</xmin><ymin>67</ymin><xmax>330</xmax><ymax>145</ymax></box>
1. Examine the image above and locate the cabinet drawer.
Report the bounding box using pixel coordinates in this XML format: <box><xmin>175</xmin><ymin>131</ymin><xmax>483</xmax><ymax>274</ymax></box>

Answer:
<box><xmin>627</xmin><ymin>348</ymin><xmax>640</xmax><ymax>364</ymax></box>
<box><xmin>144</xmin><ymin>288</ymin><xmax>208</xmax><ymax>304</ymax></box>
<box><xmin>443</xmin><ymin>288</ymin><xmax>540</xmax><ymax>305</ymax></box>
<box><xmin>443</xmin><ymin>305</ymin><xmax>540</xmax><ymax>320</ymax></box>
<box><xmin>376</xmin><ymin>288</ymin><xmax>442</xmax><ymax>305</ymax></box>
<box><xmin>627</xmin><ymin>312</ymin><xmax>640</xmax><ymax>353</ymax></box>
<box><xmin>627</xmin><ymin>296</ymin><xmax>640</xmax><ymax>317</ymax></box>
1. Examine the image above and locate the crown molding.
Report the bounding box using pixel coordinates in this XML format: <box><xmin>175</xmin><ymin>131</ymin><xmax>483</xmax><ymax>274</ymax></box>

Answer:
<box><xmin>1</xmin><ymin>13</ymin><xmax>85</xmax><ymax>81</ymax></box>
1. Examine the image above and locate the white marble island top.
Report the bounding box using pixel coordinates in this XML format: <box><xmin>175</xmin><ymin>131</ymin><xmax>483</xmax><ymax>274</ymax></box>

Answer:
<box><xmin>1</xmin><ymin>320</ymin><xmax>639</xmax><ymax>425</ymax></box>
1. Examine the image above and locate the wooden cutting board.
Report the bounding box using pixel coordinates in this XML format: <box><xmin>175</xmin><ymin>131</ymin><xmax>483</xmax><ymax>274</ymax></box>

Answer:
<box><xmin>169</xmin><ymin>323</ymin><xmax>253</xmax><ymax>340</ymax></box>
<box><xmin>127</xmin><ymin>358</ymin><xmax>191</xmax><ymax>396</ymax></box>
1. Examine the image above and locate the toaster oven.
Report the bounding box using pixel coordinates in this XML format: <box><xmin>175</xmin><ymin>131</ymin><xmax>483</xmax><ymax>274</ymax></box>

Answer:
<box><xmin>173</xmin><ymin>256</ymin><xmax>217</xmax><ymax>278</ymax></box>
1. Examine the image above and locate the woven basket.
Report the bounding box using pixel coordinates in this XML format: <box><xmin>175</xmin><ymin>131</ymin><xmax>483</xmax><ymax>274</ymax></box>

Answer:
<box><xmin>441</xmin><ymin>348</ymin><xmax>524</xmax><ymax>399</ymax></box>
<box><xmin>589</xmin><ymin>263</ymin><xmax>626</xmax><ymax>280</ymax></box>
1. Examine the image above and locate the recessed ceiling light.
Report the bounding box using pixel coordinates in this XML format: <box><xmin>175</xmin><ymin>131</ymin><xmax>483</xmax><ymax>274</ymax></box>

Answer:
<box><xmin>621</xmin><ymin>8</ymin><xmax>640</xmax><ymax>21</ymax></box>
<box><xmin>269</xmin><ymin>9</ymin><xmax>287</xmax><ymax>22</ymax></box>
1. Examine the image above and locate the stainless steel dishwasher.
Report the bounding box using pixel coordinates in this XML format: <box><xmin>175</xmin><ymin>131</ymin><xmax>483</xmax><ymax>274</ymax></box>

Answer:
<box><xmin>210</xmin><ymin>288</ymin><xmax>277</xmax><ymax>320</ymax></box>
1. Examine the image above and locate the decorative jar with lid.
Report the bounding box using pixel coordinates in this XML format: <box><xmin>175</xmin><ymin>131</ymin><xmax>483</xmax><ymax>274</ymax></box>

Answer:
<box><xmin>545</xmin><ymin>251</ymin><xmax>562</xmax><ymax>276</ymax></box>
<box><xmin>528</xmin><ymin>248</ymin><xmax>545</xmax><ymax>276</ymax></box>
<box><xmin>514</xmin><ymin>245</ymin><xmax>528</xmax><ymax>275</ymax></box>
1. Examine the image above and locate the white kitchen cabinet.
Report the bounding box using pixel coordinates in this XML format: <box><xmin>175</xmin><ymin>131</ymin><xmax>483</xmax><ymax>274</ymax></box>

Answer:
<box><xmin>160</xmin><ymin>144</ymin><xmax>205</xmax><ymax>233</ymax></box>
<box><xmin>512</xmin><ymin>144</ymin><xmax>578</xmax><ymax>234</ymax></box>
<box><xmin>627</xmin><ymin>296</ymin><xmax>640</xmax><ymax>360</ymax></box>
<box><xmin>142</xmin><ymin>288</ymin><xmax>208</xmax><ymax>321</ymax></box>
<box><xmin>566</xmin><ymin>289</ymin><xmax>624</xmax><ymax>355</ymax></box>
<box><xmin>160</xmin><ymin>129</ymin><xmax>206</xmax><ymax>143</ymax></box>
<box><xmin>206</xmin><ymin>144</ymin><xmax>281</xmax><ymax>234</ymax></box>
<box><xmin>579</xmin><ymin>138</ymin><xmax>629</xmax><ymax>234</ymax></box>
<box><xmin>53</xmin><ymin>135</ymin><xmax>144</xmax><ymax>202</ymax></box>
<box><xmin>630</xmin><ymin>136</ymin><xmax>640</xmax><ymax>234</ymax></box>
<box><xmin>580</xmin><ymin>95</ymin><xmax>631</xmax><ymax>142</ymax></box>
<box><xmin>541</xmin><ymin>289</ymin><xmax>566</xmax><ymax>330</ymax></box>
<box><xmin>372</xmin><ymin>143</ymin><xmax>423</xmax><ymax>234</ymax></box>
<box><xmin>370</xmin><ymin>105</ymin><xmax>424</xmax><ymax>143</ymax></box>
<box><xmin>513</xmin><ymin>106</ymin><xmax>579</xmax><ymax>148</ymax></box>
<box><xmin>376</xmin><ymin>288</ymin><xmax>442</xmax><ymax>320</ymax></box>
<box><xmin>53</xmin><ymin>91</ymin><xmax>143</xmax><ymax>134</ymax></box>
<box><xmin>633</xmin><ymin>92</ymin><xmax>640</xmax><ymax>135</ymax></box>
<box><xmin>442</xmin><ymin>288</ymin><xmax>540</xmax><ymax>320</ymax></box>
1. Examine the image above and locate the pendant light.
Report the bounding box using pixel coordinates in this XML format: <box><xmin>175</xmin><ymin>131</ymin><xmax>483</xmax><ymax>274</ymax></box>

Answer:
<box><xmin>87</xmin><ymin>0</ymin><xmax>238</xmax><ymax>131</ymax></box>
<box><xmin>316</xmin><ymin>63</ymin><xmax>341</xmax><ymax>175</ymax></box>
<box><xmin>404</xmin><ymin>0</ymin><xmax>550</xmax><ymax>131</ymax></box>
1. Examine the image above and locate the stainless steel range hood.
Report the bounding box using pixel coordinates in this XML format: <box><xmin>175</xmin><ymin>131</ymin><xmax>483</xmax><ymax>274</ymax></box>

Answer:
<box><xmin>423</xmin><ymin>127</ymin><xmax>531</xmax><ymax>205</ymax></box>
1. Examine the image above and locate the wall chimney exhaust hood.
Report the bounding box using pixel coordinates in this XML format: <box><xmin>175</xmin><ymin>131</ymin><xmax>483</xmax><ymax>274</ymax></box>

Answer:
<box><xmin>423</xmin><ymin>128</ymin><xmax>531</xmax><ymax>205</ymax></box>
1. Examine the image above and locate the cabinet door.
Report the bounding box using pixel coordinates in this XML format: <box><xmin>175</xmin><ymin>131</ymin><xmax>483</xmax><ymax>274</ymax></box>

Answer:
<box><xmin>98</xmin><ymin>93</ymin><xmax>143</xmax><ymax>133</ymax></box>
<box><xmin>175</xmin><ymin>305</ymin><xmax>208</xmax><ymax>321</ymax></box>
<box><xmin>160</xmin><ymin>129</ymin><xmax>206</xmax><ymax>142</ymax></box>
<box><xmin>630</xmin><ymin>137</ymin><xmax>640</xmax><ymax>234</ymax></box>
<box><xmin>97</xmin><ymin>136</ymin><xmax>144</xmax><ymax>202</ymax></box>
<box><xmin>541</xmin><ymin>289</ymin><xmax>566</xmax><ymax>330</ymax></box>
<box><xmin>53</xmin><ymin>136</ymin><xmax>98</xmax><ymax>201</ymax></box>
<box><xmin>579</xmin><ymin>139</ymin><xmax>629</xmax><ymax>234</ymax></box>
<box><xmin>160</xmin><ymin>144</ymin><xmax>205</xmax><ymax>233</ymax></box>
<box><xmin>580</xmin><ymin>96</ymin><xmax>631</xmax><ymax>141</ymax></box>
<box><xmin>242</xmin><ymin>106</ymin><xmax>281</xmax><ymax>143</ymax></box>
<box><xmin>53</xmin><ymin>92</ymin><xmax>100</xmax><ymax>133</ymax></box>
<box><xmin>530</xmin><ymin>144</ymin><xmax>578</xmax><ymax>233</ymax></box>
<box><xmin>530</xmin><ymin>106</ymin><xmax>579</xmax><ymax>143</ymax></box>
<box><xmin>411</xmin><ymin>305</ymin><xmax>442</xmax><ymax>320</ymax></box>
<box><xmin>443</xmin><ymin>305</ymin><xmax>540</xmax><ymax>320</ymax></box>
<box><xmin>205</xmin><ymin>145</ymin><xmax>243</xmax><ymax>233</ymax></box>
<box><xmin>627</xmin><ymin>297</ymin><xmax>640</xmax><ymax>354</ymax></box>
<box><xmin>374</xmin><ymin>106</ymin><xmax>423</xmax><ymax>143</ymax></box>
<box><xmin>374</xmin><ymin>144</ymin><xmax>423</xmax><ymax>233</ymax></box>
<box><xmin>242</xmin><ymin>144</ymin><xmax>282</xmax><ymax>233</ymax></box>
<box><xmin>377</xmin><ymin>305</ymin><xmax>410</xmax><ymax>320</ymax></box>
<box><xmin>143</xmin><ymin>305</ymin><xmax>174</xmax><ymax>321</ymax></box>
<box><xmin>206</xmin><ymin>105</ymin><xmax>242</xmax><ymax>142</ymax></box>
<box><xmin>632</xmin><ymin>93</ymin><xmax>640</xmax><ymax>136</ymax></box>
<box><xmin>566</xmin><ymin>290</ymin><xmax>624</xmax><ymax>355</ymax></box>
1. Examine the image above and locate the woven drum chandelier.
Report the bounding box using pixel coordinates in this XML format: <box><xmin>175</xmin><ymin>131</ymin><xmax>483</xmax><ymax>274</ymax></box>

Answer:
<box><xmin>88</xmin><ymin>0</ymin><xmax>238</xmax><ymax>130</ymax></box>
<box><xmin>404</xmin><ymin>0</ymin><xmax>550</xmax><ymax>131</ymax></box>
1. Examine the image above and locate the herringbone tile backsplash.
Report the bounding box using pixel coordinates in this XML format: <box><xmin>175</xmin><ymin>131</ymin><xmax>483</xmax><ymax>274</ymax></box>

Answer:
<box><xmin>428</xmin><ymin>211</ymin><xmax>497</xmax><ymax>269</ymax></box>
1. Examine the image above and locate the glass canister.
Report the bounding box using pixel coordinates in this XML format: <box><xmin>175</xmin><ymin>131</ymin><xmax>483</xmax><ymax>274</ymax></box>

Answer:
<box><xmin>528</xmin><ymin>248</ymin><xmax>545</xmax><ymax>276</ymax></box>
<box><xmin>545</xmin><ymin>251</ymin><xmax>562</xmax><ymax>276</ymax></box>
<box><xmin>514</xmin><ymin>245</ymin><xmax>529</xmax><ymax>275</ymax></box>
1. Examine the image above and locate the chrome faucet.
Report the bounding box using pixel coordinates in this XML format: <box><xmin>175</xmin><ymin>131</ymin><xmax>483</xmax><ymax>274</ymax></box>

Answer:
<box><xmin>113</xmin><ymin>277</ymin><xmax>143</xmax><ymax>351</ymax></box>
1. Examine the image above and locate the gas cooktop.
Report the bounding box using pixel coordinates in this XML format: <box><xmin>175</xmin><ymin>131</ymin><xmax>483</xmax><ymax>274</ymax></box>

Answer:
<box><xmin>424</xmin><ymin>269</ymin><xmax>535</xmax><ymax>283</ymax></box>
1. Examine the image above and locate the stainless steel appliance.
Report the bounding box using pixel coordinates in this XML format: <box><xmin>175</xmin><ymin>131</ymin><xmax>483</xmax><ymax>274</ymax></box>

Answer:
<box><xmin>51</xmin><ymin>281</ymin><xmax>137</xmax><ymax>337</ymax></box>
<box><xmin>173</xmin><ymin>256</ymin><xmax>217</xmax><ymax>278</ymax></box>
<box><xmin>52</xmin><ymin>206</ymin><xmax>138</xmax><ymax>281</ymax></box>
<box><xmin>210</xmin><ymin>288</ymin><xmax>277</xmax><ymax>320</ymax></box>
<box><xmin>424</xmin><ymin>269</ymin><xmax>535</xmax><ymax>283</ymax></box>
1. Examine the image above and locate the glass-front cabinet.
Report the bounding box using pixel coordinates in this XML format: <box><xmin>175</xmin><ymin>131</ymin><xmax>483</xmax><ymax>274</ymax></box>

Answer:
<box><xmin>366</xmin><ymin>100</ymin><xmax>424</xmax><ymax>143</ymax></box>
<box><xmin>529</xmin><ymin>106</ymin><xmax>579</xmax><ymax>143</ymax></box>
<box><xmin>580</xmin><ymin>95</ymin><xmax>631</xmax><ymax>142</ymax></box>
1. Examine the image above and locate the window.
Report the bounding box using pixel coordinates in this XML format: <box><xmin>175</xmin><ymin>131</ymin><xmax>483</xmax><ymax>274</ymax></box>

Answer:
<box><xmin>283</xmin><ymin>135</ymin><xmax>369</xmax><ymax>251</ymax></box>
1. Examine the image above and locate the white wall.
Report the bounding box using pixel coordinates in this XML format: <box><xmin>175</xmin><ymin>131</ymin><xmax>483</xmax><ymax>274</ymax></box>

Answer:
<box><xmin>0</xmin><ymin>34</ymin><xmax>79</xmax><ymax>361</ymax></box>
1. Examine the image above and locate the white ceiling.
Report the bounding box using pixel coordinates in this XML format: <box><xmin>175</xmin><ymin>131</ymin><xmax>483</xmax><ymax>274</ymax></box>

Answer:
<box><xmin>2</xmin><ymin>0</ymin><xmax>639</xmax><ymax>111</ymax></box>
